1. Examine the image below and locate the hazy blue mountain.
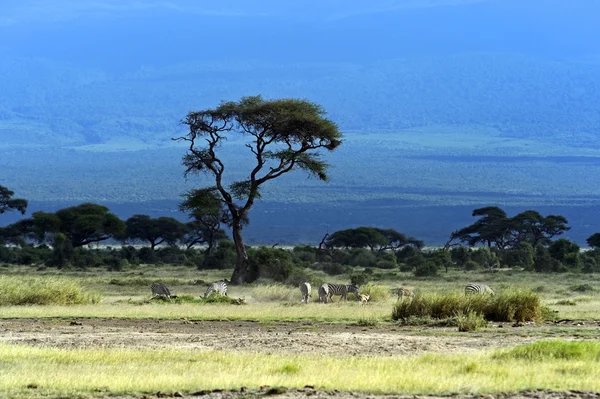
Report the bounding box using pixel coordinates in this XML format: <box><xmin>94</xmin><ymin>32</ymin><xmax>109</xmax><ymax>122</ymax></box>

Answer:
<box><xmin>2</xmin><ymin>0</ymin><xmax>600</xmax><ymax>245</ymax></box>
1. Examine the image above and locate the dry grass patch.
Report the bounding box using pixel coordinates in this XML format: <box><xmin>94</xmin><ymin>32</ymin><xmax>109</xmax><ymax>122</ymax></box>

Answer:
<box><xmin>393</xmin><ymin>289</ymin><xmax>542</xmax><ymax>323</ymax></box>
<box><xmin>0</xmin><ymin>276</ymin><xmax>100</xmax><ymax>306</ymax></box>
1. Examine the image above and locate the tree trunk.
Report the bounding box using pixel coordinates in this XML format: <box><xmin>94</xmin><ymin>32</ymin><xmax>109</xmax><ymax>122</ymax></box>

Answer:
<box><xmin>230</xmin><ymin>218</ymin><xmax>251</xmax><ymax>285</ymax></box>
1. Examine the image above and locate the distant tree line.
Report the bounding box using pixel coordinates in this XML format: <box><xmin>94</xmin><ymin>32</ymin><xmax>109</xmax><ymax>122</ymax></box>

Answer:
<box><xmin>4</xmin><ymin>185</ymin><xmax>600</xmax><ymax>279</ymax></box>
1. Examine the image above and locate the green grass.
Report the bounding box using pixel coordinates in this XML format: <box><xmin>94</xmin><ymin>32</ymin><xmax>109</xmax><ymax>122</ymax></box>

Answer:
<box><xmin>456</xmin><ymin>310</ymin><xmax>488</xmax><ymax>332</ymax></box>
<box><xmin>494</xmin><ymin>340</ymin><xmax>600</xmax><ymax>361</ymax></box>
<box><xmin>3</xmin><ymin>265</ymin><xmax>600</xmax><ymax>321</ymax></box>
<box><xmin>2</xmin><ymin>340</ymin><xmax>600</xmax><ymax>398</ymax></box>
<box><xmin>0</xmin><ymin>276</ymin><xmax>100</xmax><ymax>306</ymax></box>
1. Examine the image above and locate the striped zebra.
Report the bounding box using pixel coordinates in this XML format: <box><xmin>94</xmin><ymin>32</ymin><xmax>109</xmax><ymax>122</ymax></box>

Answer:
<box><xmin>465</xmin><ymin>283</ymin><xmax>495</xmax><ymax>295</ymax></box>
<box><xmin>299</xmin><ymin>282</ymin><xmax>311</xmax><ymax>304</ymax></box>
<box><xmin>151</xmin><ymin>282</ymin><xmax>171</xmax><ymax>299</ymax></box>
<box><xmin>204</xmin><ymin>281</ymin><xmax>228</xmax><ymax>298</ymax></box>
<box><xmin>396</xmin><ymin>287</ymin><xmax>415</xmax><ymax>300</ymax></box>
<box><xmin>318</xmin><ymin>284</ymin><xmax>329</xmax><ymax>304</ymax></box>
<box><xmin>326</xmin><ymin>283</ymin><xmax>360</xmax><ymax>302</ymax></box>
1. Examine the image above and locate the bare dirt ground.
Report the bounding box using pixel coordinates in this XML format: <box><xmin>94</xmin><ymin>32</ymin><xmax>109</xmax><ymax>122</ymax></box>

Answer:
<box><xmin>1</xmin><ymin>318</ymin><xmax>599</xmax><ymax>399</ymax></box>
<box><xmin>0</xmin><ymin>318</ymin><xmax>557</xmax><ymax>355</ymax></box>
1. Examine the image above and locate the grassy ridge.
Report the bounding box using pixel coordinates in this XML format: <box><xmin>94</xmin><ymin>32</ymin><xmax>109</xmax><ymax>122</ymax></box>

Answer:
<box><xmin>2</xmin><ymin>341</ymin><xmax>600</xmax><ymax>398</ymax></box>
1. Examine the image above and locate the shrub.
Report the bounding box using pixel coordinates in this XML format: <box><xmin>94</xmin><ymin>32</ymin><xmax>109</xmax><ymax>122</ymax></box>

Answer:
<box><xmin>347</xmin><ymin>248</ymin><xmax>377</xmax><ymax>267</ymax></box>
<box><xmin>350</xmin><ymin>272</ymin><xmax>369</xmax><ymax>287</ymax></box>
<box><xmin>398</xmin><ymin>262</ymin><xmax>414</xmax><ymax>272</ymax></box>
<box><xmin>392</xmin><ymin>289</ymin><xmax>542</xmax><ymax>322</ymax></box>
<box><xmin>249</xmin><ymin>246</ymin><xmax>295</xmax><ymax>283</ymax></box>
<box><xmin>375</xmin><ymin>260</ymin><xmax>396</xmax><ymax>269</ymax></box>
<box><xmin>464</xmin><ymin>260</ymin><xmax>480</xmax><ymax>271</ymax></box>
<box><xmin>156</xmin><ymin>246</ymin><xmax>187</xmax><ymax>265</ymax></box>
<box><xmin>200</xmin><ymin>240</ymin><xmax>236</xmax><ymax>270</ymax></box>
<box><xmin>0</xmin><ymin>276</ymin><xmax>100</xmax><ymax>305</ymax></box>
<box><xmin>291</xmin><ymin>246</ymin><xmax>316</xmax><ymax>263</ymax></box>
<box><xmin>456</xmin><ymin>311</ymin><xmax>488</xmax><ymax>332</ymax></box>
<box><xmin>320</xmin><ymin>262</ymin><xmax>347</xmax><ymax>276</ymax></box>
<box><xmin>414</xmin><ymin>260</ymin><xmax>438</xmax><ymax>277</ymax></box>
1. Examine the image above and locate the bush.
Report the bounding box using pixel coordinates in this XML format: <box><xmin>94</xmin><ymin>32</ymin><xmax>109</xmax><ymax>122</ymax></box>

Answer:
<box><xmin>456</xmin><ymin>311</ymin><xmax>488</xmax><ymax>332</ymax></box>
<box><xmin>375</xmin><ymin>260</ymin><xmax>397</xmax><ymax>269</ymax></box>
<box><xmin>392</xmin><ymin>289</ymin><xmax>542</xmax><ymax>322</ymax></box>
<box><xmin>155</xmin><ymin>246</ymin><xmax>187</xmax><ymax>265</ymax></box>
<box><xmin>292</xmin><ymin>246</ymin><xmax>317</xmax><ymax>263</ymax></box>
<box><xmin>320</xmin><ymin>262</ymin><xmax>347</xmax><ymax>276</ymax></box>
<box><xmin>249</xmin><ymin>246</ymin><xmax>295</xmax><ymax>283</ymax></box>
<box><xmin>414</xmin><ymin>260</ymin><xmax>438</xmax><ymax>277</ymax></box>
<box><xmin>464</xmin><ymin>260</ymin><xmax>480</xmax><ymax>271</ymax></box>
<box><xmin>347</xmin><ymin>248</ymin><xmax>377</xmax><ymax>267</ymax></box>
<box><xmin>201</xmin><ymin>240</ymin><xmax>236</xmax><ymax>270</ymax></box>
<box><xmin>350</xmin><ymin>272</ymin><xmax>369</xmax><ymax>287</ymax></box>
<box><xmin>0</xmin><ymin>276</ymin><xmax>100</xmax><ymax>305</ymax></box>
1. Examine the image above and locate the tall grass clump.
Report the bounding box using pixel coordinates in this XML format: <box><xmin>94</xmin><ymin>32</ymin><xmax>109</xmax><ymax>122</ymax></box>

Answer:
<box><xmin>251</xmin><ymin>284</ymin><xmax>297</xmax><ymax>302</ymax></box>
<box><xmin>455</xmin><ymin>311</ymin><xmax>488</xmax><ymax>332</ymax></box>
<box><xmin>0</xmin><ymin>276</ymin><xmax>100</xmax><ymax>305</ymax></box>
<box><xmin>357</xmin><ymin>283</ymin><xmax>390</xmax><ymax>302</ymax></box>
<box><xmin>494</xmin><ymin>340</ymin><xmax>600</xmax><ymax>361</ymax></box>
<box><xmin>392</xmin><ymin>289</ymin><xmax>541</xmax><ymax>323</ymax></box>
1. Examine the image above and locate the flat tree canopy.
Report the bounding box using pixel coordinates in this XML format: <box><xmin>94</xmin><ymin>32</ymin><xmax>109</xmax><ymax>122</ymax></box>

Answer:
<box><xmin>32</xmin><ymin>203</ymin><xmax>125</xmax><ymax>248</ymax></box>
<box><xmin>123</xmin><ymin>215</ymin><xmax>187</xmax><ymax>250</ymax></box>
<box><xmin>175</xmin><ymin>95</ymin><xmax>342</xmax><ymax>284</ymax></box>
<box><xmin>0</xmin><ymin>185</ymin><xmax>27</xmax><ymax>215</ymax></box>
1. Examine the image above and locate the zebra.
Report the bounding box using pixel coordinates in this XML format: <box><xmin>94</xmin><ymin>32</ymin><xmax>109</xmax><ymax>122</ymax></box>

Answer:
<box><xmin>359</xmin><ymin>293</ymin><xmax>370</xmax><ymax>305</ymax></box>
<box><xmin>326</xmin><ymin>283</ymin><xmax>360</xmax><ymax>302</ymax></box>
<box><xmin>204</xmin><ymin>281</ymin><xmax>228</xmax><ymax>298</ymax></box>
<box><xmin>465</xmin><ymin>283</ymin><xmax>495</xmax><ymax>296</ymax></box>
<box><xmin>396</xmin><ymin>287</ymin><xmax>415</xmax><ymax>300</ymax></box>
<box><xmin>299</xmin><ymin>282</ymin><xmax>311</xmax><ymax>304</ymax></box>
<box><xmin>151</xmin><ymin>282</ymin><xmax>171</xmax><ymax>299</ymax></box>
<box><xmin>318</xmin><ymin>284</ymin><xmax>329</xmax><ymax>304</ymax></box>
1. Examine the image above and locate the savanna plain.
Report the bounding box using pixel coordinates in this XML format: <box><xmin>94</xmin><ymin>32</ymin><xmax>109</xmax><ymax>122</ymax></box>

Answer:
<box><xmin>1</xmin><ymin>265</ymin><xmax>600</xmax><ymax>399</ymax></box>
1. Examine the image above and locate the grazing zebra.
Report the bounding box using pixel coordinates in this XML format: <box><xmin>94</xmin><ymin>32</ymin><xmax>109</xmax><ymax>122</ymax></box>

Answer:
<box><xmin>204</xmin><ymin>281</ymin><xmax>228</xmax><ymax>298</ymax></box>
<box><xmin>396</xmin><ymin>287</ymin><xmax>415</xmax><ymax>300</ymax></box>
<box><xmin>465</xmin><ymin>283</ymin><xmax>495</xmax><ymax>295</ymax></box>
<box><xmin>151</xmin><ymin>282</ymin><xmax>171</xmax><ymax>299</ymax></box>
<box><xmin>299</xmin><ymin>282</ymin><xmax>311</xmax><ymax>304</ymax></box>
<box><xmin>359</xmin><ymin>294</ymin><xmax>370</xmax><ymax>305</ymax></box>
<box><xmin>326</xmin><ymin>283</ymin><xmax>360</xmax><ymax>302</ymax></box>
<box><xmin>318</xmin><ymin>284</ymin><xmax>329</xmax><ymax>304</ymax></box>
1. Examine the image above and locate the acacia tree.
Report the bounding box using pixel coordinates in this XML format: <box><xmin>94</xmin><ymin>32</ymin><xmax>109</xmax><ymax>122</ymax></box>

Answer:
<box><xmin>0</xmin><ymin>185</ymin><xmax>27</xmax><ymax>215</ymax></box>
<box><xmin>175</xmin><ymin>95</ymin><xmax>342</xmax><ymax>284</ymax></box>
<box><xmin>179</xmin><ymin>188</ymin><xmax>232</xmax><ymax>255</ymax></box>
<box><xmin>31</xmin><ymin>203</ymin><xmax>125</xmax><ymax>248</ymax></box>
<box><xmin>123</xmin><ymin>215</ymin><xmax>187</xmax><ymax>250</ymax></box>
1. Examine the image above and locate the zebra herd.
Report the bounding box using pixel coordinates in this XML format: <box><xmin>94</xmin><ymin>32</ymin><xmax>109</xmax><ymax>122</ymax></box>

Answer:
<box><xmin>151</xmin><ymin>280</ymin><xmax>495</xmax><ymax>303</ymax></box>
